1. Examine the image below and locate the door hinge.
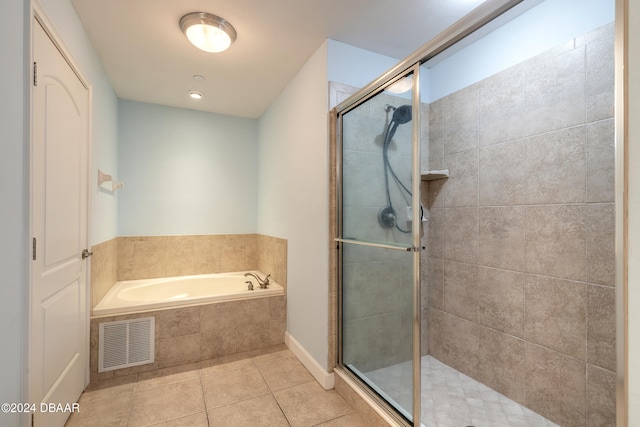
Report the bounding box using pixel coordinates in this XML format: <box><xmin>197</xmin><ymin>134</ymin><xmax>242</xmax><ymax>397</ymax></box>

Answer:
<box><xmin>32</xmin><ymin>238</ymin><xmax>36</xmax><ymax>261</ymax></box>
<box><xmin>33</xmin><ymin>62</ymin><xmax>37</xmax><ymax>86</ymax></box>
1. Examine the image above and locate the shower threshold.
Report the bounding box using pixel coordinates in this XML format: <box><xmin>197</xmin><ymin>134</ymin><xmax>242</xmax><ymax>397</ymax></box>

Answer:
<box><xmin>364</xmin><ymin>355</ymin><xmax>559</xmax><ymax>427</ymax></box>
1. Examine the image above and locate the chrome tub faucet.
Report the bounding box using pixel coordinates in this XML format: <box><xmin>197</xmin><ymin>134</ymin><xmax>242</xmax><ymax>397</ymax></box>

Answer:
<box><xmin>243</xmin><ymin>272</ymin><xmax>271</xmax><ymax>289</ymax></box>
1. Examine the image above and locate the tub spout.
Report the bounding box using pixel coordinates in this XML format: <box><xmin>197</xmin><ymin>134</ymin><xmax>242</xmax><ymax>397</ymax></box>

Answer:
<box><xmin>243</xmin><ymin>272</ymin><xmax>270</xmax><ymax>289</ymax></box>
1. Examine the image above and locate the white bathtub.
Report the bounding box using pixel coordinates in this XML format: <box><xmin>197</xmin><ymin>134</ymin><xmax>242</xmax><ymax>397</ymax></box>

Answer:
<box><xmin>93</xmin><ymin>270</ymin><xmax>284</xmax><ymax>316</ymax></box>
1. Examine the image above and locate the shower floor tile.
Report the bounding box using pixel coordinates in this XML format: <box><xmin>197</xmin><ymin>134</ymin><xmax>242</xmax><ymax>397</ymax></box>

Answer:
<box><xmin>365</xmin><ymin>356</ymin><xmax>559</xmax><ymax>427</ymax></box>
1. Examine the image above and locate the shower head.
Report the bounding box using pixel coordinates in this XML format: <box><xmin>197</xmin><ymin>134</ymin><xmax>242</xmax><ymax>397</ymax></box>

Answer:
<box><xmin>392</xmin><ymin>104</ymin><xmax>412</xmax><ymax>125</ymax></box>
<box><xmin>385</xmin><ymin>104</ymin><xmax>412</xmax><ymax>143</ymax></box>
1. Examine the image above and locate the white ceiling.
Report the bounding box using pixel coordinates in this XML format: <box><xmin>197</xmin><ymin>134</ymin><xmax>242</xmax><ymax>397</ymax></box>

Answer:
<box><xmin>70</xmin><ymin>0</ymin><xmax>487</xmax><ymax>118</ymax></box>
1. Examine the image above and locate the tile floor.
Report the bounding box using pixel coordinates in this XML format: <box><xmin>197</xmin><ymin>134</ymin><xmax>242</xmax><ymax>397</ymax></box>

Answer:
<box><xmin>366</xmin><ymin>356</ymin><xmax>559</xmax><ymax>427</ymax></box>
<box><xmin>65</xmin><ymin>345</ymin><xmax>368</xmax><ymax>427</ymax></box>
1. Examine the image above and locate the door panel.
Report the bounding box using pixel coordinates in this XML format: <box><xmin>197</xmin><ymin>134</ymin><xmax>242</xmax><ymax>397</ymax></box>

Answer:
<box><xmin>338</xmin><ymin>70</ymin><xmax>419</xmax><ymax>423</ymax></box>
<box><xmin>31</xmin><ymin>17</ymin><xmax>89</xmax><ymax>427</ymax></box>
<box><xmin>43</xmin><ymin>82</ymin><xmax>82</xmax><ymax>267</ymax></box>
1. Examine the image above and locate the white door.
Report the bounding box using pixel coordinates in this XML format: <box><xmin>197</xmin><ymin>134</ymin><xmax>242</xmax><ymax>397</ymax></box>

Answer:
<box><xmin>31</xmin><ymin>17</ymin><xmax>89</xmax><ymax>427</ymax></box>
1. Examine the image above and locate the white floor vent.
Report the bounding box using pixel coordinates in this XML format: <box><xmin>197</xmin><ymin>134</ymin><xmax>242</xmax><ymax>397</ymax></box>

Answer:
<box><xmin>99</xmin><ymin>317</ymin><xmax>155</xmax><ymax>372</ymax></box>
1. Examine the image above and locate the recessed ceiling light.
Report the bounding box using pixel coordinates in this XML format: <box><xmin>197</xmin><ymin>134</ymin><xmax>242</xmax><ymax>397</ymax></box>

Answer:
<box><xmin>193</xmin><ymin>74</ymin><xmax>205</xmax><ymax>81</ymax></box>
<box><xmin>180</xmin><ymin>12</ymin><xmax>237</xmax><ymax>53</ymax></box>
<box><xmin>189</xmin><ymin>90</ymin><xmax>203</xmax><ymax>100</ymax></box>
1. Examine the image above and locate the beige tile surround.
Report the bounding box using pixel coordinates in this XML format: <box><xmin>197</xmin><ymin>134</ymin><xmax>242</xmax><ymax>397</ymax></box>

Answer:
<box><xmin>91</xmin><ymin>233</ymin><xmax>287</xmax><ymax>309</ymax></box>
<box><xmin>424</xmin><ymin>23</ymin><xmax>616</xmax><ymax>427</ymax></box>
<box><xmin>89</xmin><ymin>233</ymin><xmax>288</xmax><ymax>382</ymax></box>
<box><xmin>90</xmin><ymin>294</ymin><xmax>287</xmax><ymax>383</ymax></box>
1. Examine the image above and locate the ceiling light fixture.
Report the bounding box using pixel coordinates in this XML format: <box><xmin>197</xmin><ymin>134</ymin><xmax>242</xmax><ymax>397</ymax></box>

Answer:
<box><xmin>188</xmin><ymin>90</ymin><xmax>203</xmax><ymax>100</ymax></box>
<box><xmin>180</xmin><ymin>12</ymin><xmax>237</xmax><ymax>53</ymax></box>
<box><xmin>385</xmin><ymin>76</ymin><xmax>413</xmax><ymax>94</ymax></box>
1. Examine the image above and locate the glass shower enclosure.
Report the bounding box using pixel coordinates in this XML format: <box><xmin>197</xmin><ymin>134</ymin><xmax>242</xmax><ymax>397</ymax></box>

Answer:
<box><xmin>334</xmin><ymin>0</ymin><xmax>618</xmax><ymax>425</ymax></box>
<box><xmin>336</xmin><ymin>68</ymin><xmax>422</xmax><ymax>425</ymax></box>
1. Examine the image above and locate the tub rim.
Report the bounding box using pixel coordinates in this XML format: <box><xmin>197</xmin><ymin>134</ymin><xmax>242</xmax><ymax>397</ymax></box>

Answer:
<box><xmin>92</xmin><ymin>270</ymin><xmax>284</xmax><ymax>318</ymax></box>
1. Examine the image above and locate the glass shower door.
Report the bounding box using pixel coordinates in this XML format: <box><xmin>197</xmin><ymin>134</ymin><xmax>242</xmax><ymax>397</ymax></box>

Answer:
<box><xmin>338</xmin><ymin>70</ymin><xmax>420</xmax><ymax>424</ymax></box>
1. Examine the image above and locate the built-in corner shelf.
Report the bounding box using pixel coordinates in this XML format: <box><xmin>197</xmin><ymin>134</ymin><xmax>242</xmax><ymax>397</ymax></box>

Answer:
<box><xmin>421</xmin><ymin>169</ymin><xmax>449</xmax><ymax>181</ymax></box>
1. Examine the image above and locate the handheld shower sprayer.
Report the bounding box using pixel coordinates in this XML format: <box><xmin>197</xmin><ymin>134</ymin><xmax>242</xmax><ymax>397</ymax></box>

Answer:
<box><xmin>378</xmin><ymin>104</ymin><xmax>414</xmax><ymax>233</ymax></box>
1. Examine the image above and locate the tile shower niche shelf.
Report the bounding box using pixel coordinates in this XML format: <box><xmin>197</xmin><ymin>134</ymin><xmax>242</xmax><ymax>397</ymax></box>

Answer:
<box><xmin>421</xmin><ymin>169</ymin><xmax>449</xmax><ymax>181</ymax></box>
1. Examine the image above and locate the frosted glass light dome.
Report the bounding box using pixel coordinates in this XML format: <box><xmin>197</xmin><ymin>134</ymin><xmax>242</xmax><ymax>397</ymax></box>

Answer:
<box><xmin>180</xmin><ymin>13</ymin><xmax>237</xmax><ymax>53</ymax></box>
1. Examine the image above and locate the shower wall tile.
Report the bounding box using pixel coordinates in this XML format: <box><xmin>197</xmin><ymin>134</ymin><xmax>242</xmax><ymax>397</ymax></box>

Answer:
<box><xmin>427</xmin><ymin>172</ymin><xmax>446</xmax><ymax>209</ymax></box>
<box><xmin>341</xmin><ymin>113</ymin><xmax>370</xmax><ymax>153</ymax></box>
<box><xmin>525</xmin><ymin>205</ymin><xmax>587</xmax><ymax>282</ymax></box>
<box><xmin>343</xmin><ymin>311</ymin><xmax>412</xmax><ymax>372</ymax></box>
<box><xmin>525</xmin><ymin>276</ymin><xmax>586</xmax><ymax>361</ymax></box>
<box><xmin>420</xmin><ymin>260</ymin><xmax>429</xmax><ymax>308</ymax></box>
<box><xmin>432</xmin><ymin>310</ymin><xmax>479</xmax><ymax>379</ymax></box>
<box><xmin>523</xmin><ymin>46</ymin><xmax>586</xmax><ymax>136</ymax></box>
<box><xmin>525</xmin><ymin>126</ymin><xmax>587</xmax><ymax>205</ymax></box>
<box><xmin>429</xmin><ymin>99</ymin><xmax>445</xmax><ymax>160</ymax></box>
<box><xmin>585</xmin><ymin>23</ymin><xmax>615</xmax><ymax>122</ymax></box>
<box><xmin>427</xmin><ymin>309</ymin><xmax>445</xmax><ymax>363</ymax></box>
<box><xmin>587</xmin><ymin>119</ymin><xmax>615</xmax><ymax>203</ymax></box>
<box><xmin>443</xmin><ymin>261</ymin><xmax>477</xmax><ymax>322</ymax></box>
<box><xmin>342</xmin><ymin>259</ymin><xmax>410</xmax><ymax>320</ymax></box>
<box><xmin>421</xmin><ymin>308</ymin><xmax>429</xmax><ymax>356</ymax></box>
<box><xmin>427</xmin><ymin>257</ymin><xmax>444</xmax><ymax>311</ymax></box>
<box><xmin>420</xmin><ymin>103</ymin><xmax>431</xmax><ymax>173</ymax></box>
<box><xmin>586</xmin><ymin>364</ymin><xmax>616</xmax><ymax>427</ymax></box>
<box><xmin>587</xmin><ymin>203</ymin><xmax>616</xmax><ymax>287</ymax></box>
<box><xmin>478</xmin><ymin>140</ymin><xmax>527</xmax><ymax>206</ymax></box>
<box><xmin>587</xmin><ymin>285</ymin><xmax>616</xmax><ymax>371</ymax></box>
<box><xmin>342</xmin><ymin>150</ymin><xmax>385</xmax><ymax>207</ymax></box>
<box><xmin>478</xmin><ymin>67</ymin><xmax>525</xmax><ymax>147</ymax></box>
<box><xmin>525</xmin><ymin>343</ymin><xmax>586</xmax><ymax>427</ymax></box>
<box><xmin>343</xmin><ymin>206</ymin><xmax>413</xmax><ymax>245</ymax></box>
<box><xmin>444</xmin><ymin>149</ymin><xmax>478</xmax><ymax>207</ymax></box>
<box><xmin>478</xmin><ymin>326</ymin><xmax>525</xmax><ymax>404</ymax></box>
<box><xmin>444</xmin><ymin>207</ymin><xmax>478</xmax><ymax>264</ymax></box>
<box><xmin>478</xmin><ymin>206</ymin><xmax>526</xmax><ymax>271</ymax></box>
<box><xmin>427</xmin><ymin>208</ymin><xmax>444</xmax><ymax>258</ymax></box>
<box><xmin>443</xmin><ymin>86</ymin><xmax>479</xmax><ymax>155</ymax></box>
<box><xmin>477</xmin><ymin>267</ymin><xmax>525</xmax><ymax>338</ymax></box>
<box><xmin>423</xmin><ymin>23</ymin><xmax>615</xmax><ymax>426</ymax></box>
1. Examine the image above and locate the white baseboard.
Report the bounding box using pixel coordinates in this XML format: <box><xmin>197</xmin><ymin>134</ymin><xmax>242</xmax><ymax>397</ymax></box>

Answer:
<box><xmin>285</xmin><ymin>332</ymin><xmax>335</xmax><ymax>390</ymax></box>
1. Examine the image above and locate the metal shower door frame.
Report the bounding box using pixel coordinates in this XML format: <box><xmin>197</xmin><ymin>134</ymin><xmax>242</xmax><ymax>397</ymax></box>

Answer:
<box><xmin>335</xmin><ymin>65</ymin><xmax>421</xmax><ymax>426</ymax></box>
<box><xmin>331</xmin><ymin>1</ymin><xmax>585</xmax><ymax>426</ymax></box>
